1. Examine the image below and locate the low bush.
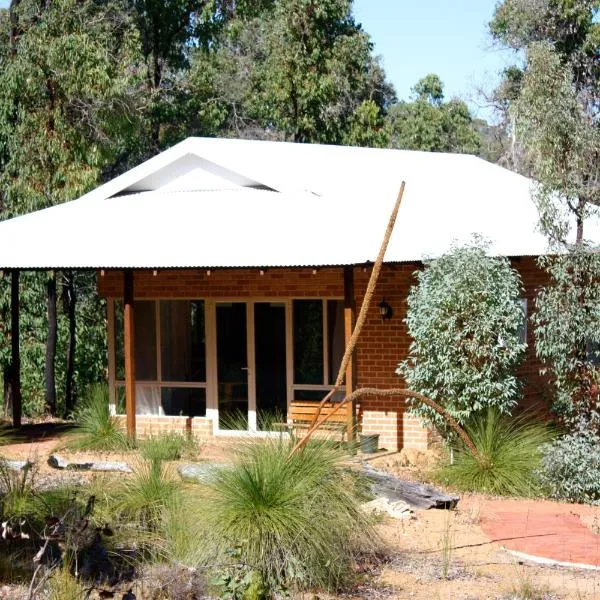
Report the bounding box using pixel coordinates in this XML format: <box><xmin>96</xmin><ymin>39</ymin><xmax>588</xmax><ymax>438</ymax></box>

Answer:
<box><xmin>140</xmin><ymin>432</ymin><xmax>198</xmax><ymax>462</ymax></box>
<box><xmin>200</xmin><ymin>437</ymin><xmax>378</xmax><ymax>596</ymax></box>
<box><xmin>68</xmin><ymin>384</ymin><xmax>130</xmax><ymax>452</ymax></box>
<box><xmin>537</xmin><ymin>428</ymin><xmax>600</xmax><ymax>504</ymax></box>
<box><xmin>437</xmin><ymin>408</ymin><xmax>554</xmax><ymax>496</ymax></box>
<box><xmin>116</xmin><ymin>457</ymin><xmax>181</xmax><ymax>530</ymax></box>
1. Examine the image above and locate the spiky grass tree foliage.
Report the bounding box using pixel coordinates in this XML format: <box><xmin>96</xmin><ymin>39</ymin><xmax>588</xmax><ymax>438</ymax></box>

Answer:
<box><xmin>200</xmin><ymin>437</ymin><xmax>377</xmax><ymax>594</ymax></box>
<box><xmin>437</xmin><ymin>408</ymin><xmax>554</xmax><ymax>496</ymax></box>
<box><xmin>68</xmin><ymin>385</ymin><xmax>129</xmax><ymax>452</ymax></box>
<box><xmin>117</xmin><ymin>457</ymin><xmax>180</xmax><ymax>531</ymax></box>
<box><xmin>533</xmin><ymin>247</ymin><xmax>600</xmax><ymax>429</ymax></box>
<box><xmin>398</xmin><ymin>240</ymin><xmax>527</xmax><ymax>433</ymax></box>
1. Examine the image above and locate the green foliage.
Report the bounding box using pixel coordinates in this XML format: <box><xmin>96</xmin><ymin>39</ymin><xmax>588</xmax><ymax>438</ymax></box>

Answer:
<box><xmin>398</xmin><ymin>239</ymin><xmax>527</xmax><ymax>431</ymax></box>
<box><xmin>45</xmin><ymin>566</ymin><xmax>87</xmax><ymax>600</ymax></box>
<box><xmin>0</xmin><ymin>0</ymin><xmax>139</xmax><ymax>416</ymax></box>
<box><xmin>437</xmin><ymin>408</ymin><xmax>554</xmax><ymax>496</ymax></box>
<box><xmin>0</xmin><ymin>461</ymin><xmax>37</xmax><ymax>520</ymax></box>
<box><xmin>140</xmin><ymin>432</ymin><xmax>199</xmax><ymax>462</ymax></box>
<box><xmin>490</xmin><ymin>0</ymin><xmax>600</xmax><ymax>243</ymax></box>
<box><xmin>533</xmin><ymin>248</ymin><xmax>600</xmax><ymax>427</ymax></box>
<box><xmin>514</xmin><ymin>42</ymin><xmax>600</xmax><ymax>243</ymax></box>
<box><xmin>117</xmin><ymin>457</ymin><xmax>180</xmax><ymax>530</ymax></box>
<box><xmin>68</xmin><ymin>385</ymin><xmax>129</xmax><ymax>452</ymax></box>
<box><xmin>195</xmin><ymin>0</ymin><xmax>395</xmax><ymax>145</ymax></box>
<box><xmin>200</xmin><ymin>437</ymin><xmax>377</xmax><ymax>594</ymax></box>
<box><xmin>386</xmin><ymin>75</ymin><xmax>481</xmax><ymax>154</ymax></box>
<box><xmin>537</xmin><ymin>427</ymin><xmax>600</xmax><ymax>504</ymax></box>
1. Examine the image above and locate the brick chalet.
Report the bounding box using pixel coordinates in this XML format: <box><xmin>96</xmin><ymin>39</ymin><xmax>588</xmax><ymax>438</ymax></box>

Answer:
<box><xmin>0</xmin><ymin>138</ymin><xmax>565</xmax><ymax>451</ymax></box>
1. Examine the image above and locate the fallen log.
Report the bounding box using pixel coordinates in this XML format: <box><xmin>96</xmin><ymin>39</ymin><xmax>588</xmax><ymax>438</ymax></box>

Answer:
<box><xmin>364</xmin><ymin>464</ymin><xmax>458</xmax><ymax>510</ymax></box>
<box><xmin>47</xmin><ymin>454</ymin><xmax>132</xmax><ymax>473</ymax></box>
<box><xmin>0</xmin><ymin>459</ymin><xmax>33</xmax><ymax>471</ymax></box>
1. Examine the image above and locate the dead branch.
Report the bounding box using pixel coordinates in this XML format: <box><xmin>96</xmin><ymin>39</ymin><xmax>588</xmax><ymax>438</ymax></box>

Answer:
<box><xmin>288</xmin><ymin>182</ymin><xmax>405</xmax><ymax>457</ymax></box>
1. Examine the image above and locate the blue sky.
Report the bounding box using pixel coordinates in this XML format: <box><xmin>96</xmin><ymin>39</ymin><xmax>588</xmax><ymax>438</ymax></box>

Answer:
<box><xmin>353</xmin><ymin>0</ymin><xmax>518</xmax><ymax>119</ymax></box>
<box><xmin>0</xmin><ymin>0</ymin><xmax>517</xmax><ymax>119</ymax></box>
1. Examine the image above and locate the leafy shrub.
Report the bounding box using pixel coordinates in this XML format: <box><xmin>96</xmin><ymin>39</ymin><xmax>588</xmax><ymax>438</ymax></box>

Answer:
<box><xmin>399</xmin><ymin>240</ymin><xmax>526</xmax><ymax>433</ymax></box>
<box><xmin>200</xmin><ymin>437</ymin><xmax>377</xmax><ymax>595</ymax></box>
<box><xmin>68</xmin><ymin>384</ymin><xmax>129</xmax><ymax>452</ymax></box>
<box><xmin>537</xmin><ymin>428</ymin><xmax>600</xmax><ymax>504</ymax></box>
<box><xmin>533</xmin><ymin>248</ymin><xmax>600</xmax><ymax>429</ymax></box>
<box><xmin>437</xmin><ymin>408</ymin><xmax>554</xmax><ymax>496</ymax></box>
<box><xmin>141</xmin><ymin>432</ymin><xmax>198</xmax><ymax>462</ymax></box>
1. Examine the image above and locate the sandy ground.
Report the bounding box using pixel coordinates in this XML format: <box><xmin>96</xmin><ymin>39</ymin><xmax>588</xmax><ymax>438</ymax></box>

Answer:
<box><xmin>1</xmin><ymin>435</ymin><xmax>600</xmax><ymax>599</ymax></box>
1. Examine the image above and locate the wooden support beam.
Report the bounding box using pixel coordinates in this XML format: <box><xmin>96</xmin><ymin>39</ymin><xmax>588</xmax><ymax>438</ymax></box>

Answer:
<box><xmin>343</xmin><ymin>266</ymin><xmax>356</xmax><ymax>442</ymax></box>
<box><xmin>10</xmin><ymin>270</ymin><xmax>21</xmax><ymax>428</ymax></box>
<box><xmin>123</xmin><ymin>270</ymin><xmax>136</xmax><ymax>441</ymax></box>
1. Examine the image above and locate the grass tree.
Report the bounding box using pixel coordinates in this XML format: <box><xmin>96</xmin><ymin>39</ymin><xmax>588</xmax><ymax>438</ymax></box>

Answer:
<box><xmin>398</xmin><ymin>239</ymin><xmax>527</xmax><ymax>433</ymax></box>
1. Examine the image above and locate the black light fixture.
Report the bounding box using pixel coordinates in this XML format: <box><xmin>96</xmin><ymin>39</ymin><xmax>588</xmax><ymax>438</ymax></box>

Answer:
<box><xmin>379</xmin><ymin>299</ymin><xmax>393</xmax><ymax>321</ymax></box>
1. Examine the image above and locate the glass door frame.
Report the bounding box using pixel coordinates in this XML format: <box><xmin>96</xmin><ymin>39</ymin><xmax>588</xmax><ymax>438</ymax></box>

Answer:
<box><xmin>206</xmin><ymin>297</ymin><xmax>344</xmax><ymax>436</ymax></box>
<box><xmin>206</xmin><ymin>299</ymin><xmax>278</xmax><ymax>435</ymax></box>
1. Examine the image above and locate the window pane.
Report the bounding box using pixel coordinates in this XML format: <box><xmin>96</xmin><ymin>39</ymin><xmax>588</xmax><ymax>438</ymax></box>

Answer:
<box><xmin>135</xmin><ymin>301</ymin><xmax>157</xmax><ymax>380</ymax></box>
<box><xmin>114</xmin><ymin>300</ymin><xmax>156</xmax><ymax>381</ymax></box>
<box><xmin>294</xmin><ymin>389</ymin><xmax>346</xmax><ymax>402</ymax></box>
<box><xmin>293</xmin><ymin>300</ymin><xmax>324</xmax><ymax>385</ymax></box>
<box><xmin>327</xmin><ymin>300</ymin><xmax>345</xmax><ymax>384</ymax></box>
<box><xmin>114</xmin><ymin>301</ymin><xmax>124</xmax><ymax>380</ymax></box>
<box><xmin>162</xmin><ymin>387</ymin><xmax>206</xmax><ymax>417</ymax></box>
<box><xmin>160</xmin><ymin>300</ymin><xmax>206</xmax><ymax>382</ymax></box>
<box><xmin>116</xmin><ymin>385</ymin><xmax>125</xmax><ymax>414</ymax></box>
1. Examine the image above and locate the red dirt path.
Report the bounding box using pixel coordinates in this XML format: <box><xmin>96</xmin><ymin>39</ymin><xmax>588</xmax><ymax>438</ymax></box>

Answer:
<box><xmin>473</xmin><ymin>497</ymin><xmax>600</xmax><ymax>567</ymax></box>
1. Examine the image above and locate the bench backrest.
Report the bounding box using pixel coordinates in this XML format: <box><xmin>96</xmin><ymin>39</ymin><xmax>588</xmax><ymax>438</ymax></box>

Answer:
<box><xmin>289</xmin><ymin>401</ymin><xmax>349</xmax><ymax>424</ymax></box>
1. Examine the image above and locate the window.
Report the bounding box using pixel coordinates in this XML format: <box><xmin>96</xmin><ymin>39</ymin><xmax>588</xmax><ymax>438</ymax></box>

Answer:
<box><xmin>113</xmin><ymin>299</ymin><xmax>207</xmax><ymax>417</ymax></box>
<box><xmin>160</xmin><ymin>300</ymin><xmax>206</xmax><ymax>382</ymax></box>
<box><xmin>292</xmin><ymin>299</ymin><xmax>345</xmax><ymax>400</ymax></box>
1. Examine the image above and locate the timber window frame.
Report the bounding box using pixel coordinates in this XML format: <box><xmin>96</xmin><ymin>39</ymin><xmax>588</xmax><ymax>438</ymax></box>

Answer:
<box><xmin>108</xmin><ymin>299</ymin><xmax>207</xmax><ymax>417</ymax></box>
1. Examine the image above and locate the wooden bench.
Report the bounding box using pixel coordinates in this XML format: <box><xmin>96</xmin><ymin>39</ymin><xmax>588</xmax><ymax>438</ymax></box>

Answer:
<box><xmin>276</xmin><ymin>400</ymin><xmax>351</xmax><ymax>440</ymax></box>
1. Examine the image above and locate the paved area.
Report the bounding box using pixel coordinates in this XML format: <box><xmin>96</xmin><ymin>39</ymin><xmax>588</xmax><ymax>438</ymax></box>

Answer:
<box><xmin>474</xmin><ymin>497</ymin><xmax>600</xmax><ymax>567</ymax></box>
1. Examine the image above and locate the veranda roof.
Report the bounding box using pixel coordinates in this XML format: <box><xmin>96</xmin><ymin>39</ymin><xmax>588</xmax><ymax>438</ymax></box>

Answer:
<box><xmin>0</xmin><ymin>137</ymin><xmax>592</xmax><ymax>270</ymax></box>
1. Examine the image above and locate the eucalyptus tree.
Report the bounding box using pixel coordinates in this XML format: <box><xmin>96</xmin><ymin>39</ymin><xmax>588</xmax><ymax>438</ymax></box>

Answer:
<box><xmin>398</xmin><ymin>240</ymin><xmax>526</xmax><ymax>435</ymax></box>
<box><xmin>491</xmin><ymin>1</ymin><xmax>600</xmax><ymax>429</ymax></box>
<box><xmin>385</xmin><ymin>74</ymin><xmax>481</xmax><ymax>154</ymax></box>
<box><xmin>197</xmin><ymin>0</ymin><xmax>394</xmax><ymax>144</ymax></box>
<box><xmin>0</xmin><ymin>0</ymin><xmax>142</xmax><ymax>416</ymax></box>
<box><xmin>490</xmin><ymin>0</ymin><xmax>600</xmax><ymax>245</ymax></box>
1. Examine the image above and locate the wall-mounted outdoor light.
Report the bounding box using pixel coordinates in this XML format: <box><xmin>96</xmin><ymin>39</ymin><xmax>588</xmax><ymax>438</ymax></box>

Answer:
<box><xmin>379</xmin><ymin>299</ymin><xmax>393</xmax><ymax>321</ymax></box>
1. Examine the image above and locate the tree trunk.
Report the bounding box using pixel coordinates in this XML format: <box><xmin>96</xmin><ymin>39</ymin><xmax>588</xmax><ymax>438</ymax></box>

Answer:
<box><xmin>45</xmin><ymin>271</ymin><xmax>57</xmax><ymax>415</ymax></box>
<box><xmin>11</xmin><ymin>270</ymin><xmax>21</xmax><ymax>428</ymax></box>
<box><xmin>576</xmin><ymin>196</ymin><xmax>585</xmax><ymax>244</ymax></box>
<box><xmin>64</xmin><ymin>271</ymin><xmax>76</xmax><ymax>416</ymax></box>
<box><xmin>3</xmin><ymin>364</ymin><xmax>12</xmax><ymax>419</ymax></box>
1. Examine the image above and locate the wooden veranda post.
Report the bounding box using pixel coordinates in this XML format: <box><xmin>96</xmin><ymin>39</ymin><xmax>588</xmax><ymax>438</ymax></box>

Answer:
<box><xmin>343</xmin><ymin>266</ymin><xmax>356</xmax><ymax>441</ymax></box>
<box><xmin>123</xmin><ymin>270</ymin><xmax>136</xmax><ymax>440</ymax></box>
<box><xmin>11</xmin><ymin>270</ymin><xmax>21</xmax><ymax>428</ymax></box>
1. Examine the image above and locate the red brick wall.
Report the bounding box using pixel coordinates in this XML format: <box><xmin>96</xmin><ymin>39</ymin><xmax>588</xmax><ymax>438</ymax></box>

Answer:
<box><xmin>114</xmin><ymin>415</ymin><xmax>213</xmax><ymax>439</ymax></box>
<box><xmin>99</xmin><ymin>259</ymin><xmax>550</xmax><ymax>452</ymax></box>
<box><xmin>512</xmin><ymin>257</ymin><xmax>552</xmax><ymax>415</ymax></box>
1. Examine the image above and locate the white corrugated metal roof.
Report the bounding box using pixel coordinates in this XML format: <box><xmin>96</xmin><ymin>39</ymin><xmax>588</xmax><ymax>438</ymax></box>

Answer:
<box><xmin>0</xmin><ymin>137</ymin><xmax>594</xmax><ymax>269</ymax></box>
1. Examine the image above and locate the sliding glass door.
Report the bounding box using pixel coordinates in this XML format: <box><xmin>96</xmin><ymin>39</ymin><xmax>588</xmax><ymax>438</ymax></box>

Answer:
<box><xmin>254</xmin><ymin>302</ymin><xmax>287</xmax><ymax>430</ymax></box>
<box><xmin>216</xmin><ymin>302</ymin><xmax>248</xmax><ymax>429</ymax></box>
